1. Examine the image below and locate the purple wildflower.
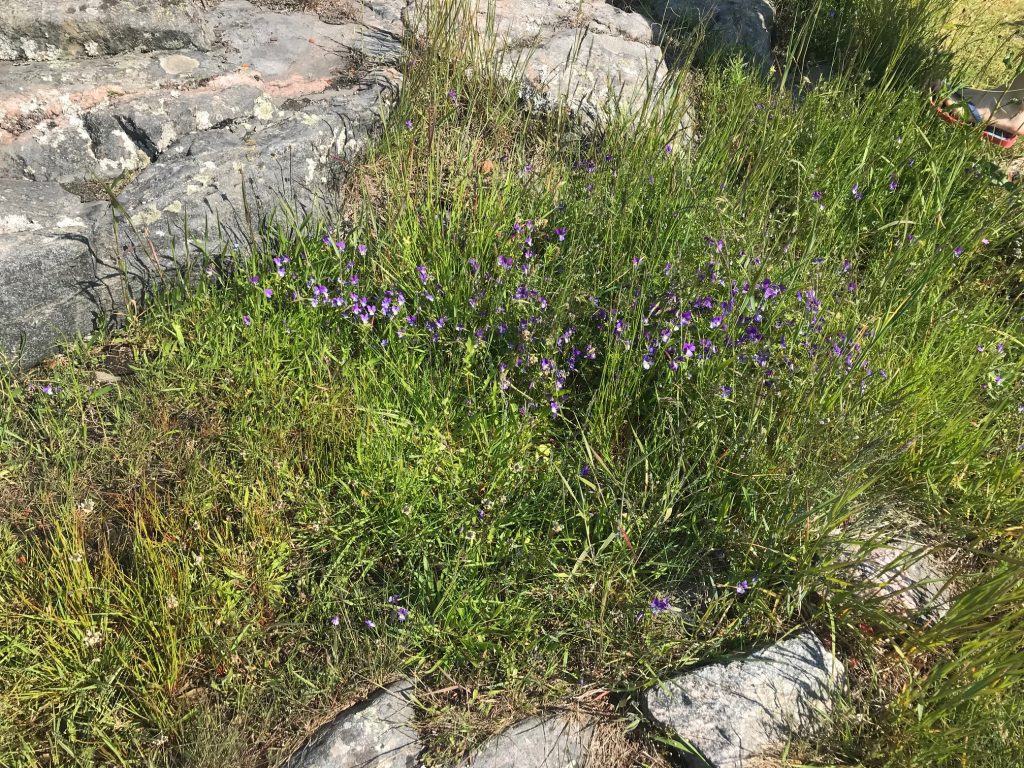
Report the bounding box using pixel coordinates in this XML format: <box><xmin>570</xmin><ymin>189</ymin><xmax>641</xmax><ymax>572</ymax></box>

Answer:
<box><xmin>416</xmin><ymin>265</ymin><xmax>429</xmax><ymax>284</ymax></box>
<box><xmin>650</xmin><ymin>596</ymin><xmax>670</xmax><ymax>614</ymax></box>
<box><xmin>243</xmin><ymin>314</ymin><xmax>252</xmax><ymax>327</ymax></box>
<box><xmin>329</xmin><ymin>615</ymin><xmax>340</xmax><ymax>627</ymax></box>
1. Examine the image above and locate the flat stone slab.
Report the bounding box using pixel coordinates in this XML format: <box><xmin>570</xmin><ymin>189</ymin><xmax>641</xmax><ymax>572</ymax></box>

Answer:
<box><xmin>0</xmin><ymin>0</ymin><xmax>212</xmax><ymax>61</ymax></box>
<box><xmin>644</xmin><ymin>632</ymin><xmax>846</xmax><ymax>768</ymax></box>
<box><xmin>0</xmin><ymin>53</ymin><xmax>230</xmax><ymax>136</ymax></box>
<box><xmin>461</xmin><ymin>714</ymin><xmax>593</xmax><ymax>768</ymax></box>
<box><xmin>285</xmin><ymin>680</ymin><xmax>422</xmax><ymax>768</ymax></box>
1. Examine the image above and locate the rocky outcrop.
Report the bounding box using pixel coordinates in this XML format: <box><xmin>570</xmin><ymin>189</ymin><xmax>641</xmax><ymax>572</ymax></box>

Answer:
<box><xmin>0</xmin><ymin>0</ymin><xmax>672</xmax><ymax>368</ymax></box>
<box><xmin>643</xmin><ymin>632</ymin><xmax>846</xmax><ymax>768</ymax></box>
<box><xmin>0</xmin><ymin>0</ymin><xmax>404</xmax><ymax>365</ymax></box>
<box><xmin>0</xmin><ymin>181</ymin><xmax>104</xmax><ymax>364</ymax></box>
<box><xmin>0</xmin><ymin>0</ymin><xmax>212</xmax><ymax>61</ymax></box>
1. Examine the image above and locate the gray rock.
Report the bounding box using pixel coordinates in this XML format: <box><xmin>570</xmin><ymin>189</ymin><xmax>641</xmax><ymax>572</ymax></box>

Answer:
<box><xmin>654</xmin><ymin>0</ymin><xmax>775</xmax><ymax>67</ymax></box>
<box><xmin>0</xmin><ymin>181</ymin><xmax>104</xmax><ymax>365</ymax></box>
<box><xmin>0</xmin><ymin>53</ymin><xmax>229</xmax><ymax>137</ymax></box>
<box><xmin>209</xmin><ymin>0</ymin><xmax>404</xmax><ymax>81</ymax></box>
<box><xmin>285</xmin><ymin>680</ymin><xmax>422</xmax><ymax>768</ymax></box>
<box><xmin>413</xmin><ymin>0</ymin><xmax>670</xmax><ymax>128</ymax></box>
<box><xmin>89</xmin><ymin>70</ymin><xmax>398</xmax><ymax>310</ymax></box>
<box><xmin>0</xmin><ymin>112</ymin><xmax>149</xmax><ymax>186</ymax></box>
<box><xmin>0</xmin><ymin>0</ymin><xmax>212</xmax><ymax>61</ymax></box>
<box><xmin>644</xmin><ymin>632</ymin><xmax>846</xmax><ymax>768</ymax></box>
<box><xmin>501</xmin><ymin>29</ymin><xmax>668</xmax><ymax>128</ymax></box>
<box><xmin>85</xmin><ymin>85</ymin><xmax>269</xmax><ymax>156</ymax></box>
<box><xmin>842</xmin><ymin>539</ymin><xmax>953</xmax><ymax>624</ymax></box>
<box><xmin>461</xmin><ymin>714</ymin><xmax>593</xmax><ymax>768</ymax></box>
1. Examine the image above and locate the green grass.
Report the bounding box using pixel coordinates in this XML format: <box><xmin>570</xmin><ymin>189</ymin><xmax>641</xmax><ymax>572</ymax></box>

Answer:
<box><xmin>2</xmin><ymin>1</ymin><xmax>1024</xmax><ymax>766</ymax></box>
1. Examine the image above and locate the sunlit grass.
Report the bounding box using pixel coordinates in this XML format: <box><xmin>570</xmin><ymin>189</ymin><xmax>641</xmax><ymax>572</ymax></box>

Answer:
<box><xmin>1</xmin><ymin>1</ymin><xmax>1023</xmax><ymax>766</ymax></box>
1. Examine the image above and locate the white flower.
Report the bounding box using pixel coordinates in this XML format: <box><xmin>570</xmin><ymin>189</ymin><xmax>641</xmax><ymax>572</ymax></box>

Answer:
<box><xmin>84</xmin><ymin>628</ymin><xmax>103</xmax><ymax>648</ymax></box>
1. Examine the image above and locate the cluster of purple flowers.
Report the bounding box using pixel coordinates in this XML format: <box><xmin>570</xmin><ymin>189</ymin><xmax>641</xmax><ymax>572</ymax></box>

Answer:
<box><xmin>242</xmin><ymin>215</ymin><xmax>887</xmax><ymax>418</ymax></box>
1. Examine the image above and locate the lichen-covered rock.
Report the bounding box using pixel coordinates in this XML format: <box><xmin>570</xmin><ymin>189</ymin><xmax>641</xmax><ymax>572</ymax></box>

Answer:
<box><xmin>644</xmin><ymin>632</ymin><xmax>845</xmax><ymax>768</ymax></box>
<box><xmin>89</xmin><ymin>70</ymin><xmax>398</xmax><ymax>308</ymax></box>
<box><xmin>461</xmin><ymin>714</ymin><xmax>593</xmax><ymax>768</ymax></box>
<box><xmin>0</xmin><ymin>113</ymin><xmax>150</xmax><ymax>186</ymax></box>
<box><xmin>285</xmin><ymin>680</ymin><xmax>422</xmax><ymax>768</ymax></box>
<box><xmin>0</xmin><ymin>0</ymin><xmax>212</xmax><ymax>61</ymax></box>
<box><xmin>0</xmin><ymin>181</ymin><xmax>104</xmax><ymax>364</ymax></box>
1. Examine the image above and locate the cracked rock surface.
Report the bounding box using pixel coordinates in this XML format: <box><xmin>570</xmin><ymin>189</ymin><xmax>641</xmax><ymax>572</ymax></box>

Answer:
<box><xmin>0</xmin><ymin>0</ymin><xmax>670</xmax><ymax>366</ymax></box>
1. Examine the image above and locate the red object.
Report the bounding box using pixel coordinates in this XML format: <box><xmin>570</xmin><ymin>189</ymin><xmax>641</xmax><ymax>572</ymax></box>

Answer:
<box><xmin>935</xmin><ymin>103</ymin><xmax>1018</xmax><ymax>149</ymax></box>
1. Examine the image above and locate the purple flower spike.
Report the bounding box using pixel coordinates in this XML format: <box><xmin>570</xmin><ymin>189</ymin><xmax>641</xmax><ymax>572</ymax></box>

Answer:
<box><xmin>555</xmin><ymin>226</ymin><xmax>567</xmax><ymax>241</ymax></box>
<box><xmin>395</xmin><ymin>607</ymin><xmax>409</xmax><ymax>622</ymax></box>
<box><xmin>416</xmin><ymin>265</ymin><xmax>430</xmax><ymax>284</ymax></box>
<box><xmin>243</xmin><ymin>314</ymin><xmax>252</xmax><ymax>327</ymax></box>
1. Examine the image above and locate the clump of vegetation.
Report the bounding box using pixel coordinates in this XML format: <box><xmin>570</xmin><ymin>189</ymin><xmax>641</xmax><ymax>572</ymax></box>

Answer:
<box><xmin>1</xmin><ymin>1</ymin><xmax>1022</xmax><ymax>766</ymax></box>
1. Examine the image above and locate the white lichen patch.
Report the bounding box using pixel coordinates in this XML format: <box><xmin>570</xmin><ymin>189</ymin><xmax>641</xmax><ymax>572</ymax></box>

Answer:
<box><xmin>130</xmin><ymin>204</ymin><xmax>163</xmax><ymax>227</ymax></box>
<box><xmin>0</xmin><ymin>214</ymin><xmax>38</xmax><ymax>233</ymax></box>
<box><xmin>158</xmin><ymin>123</ymin><xmax>178</xmax><ymax>150</ymax></box>
<box><xmin>253</xmin><ymin>96</ymin><xmax>274</xmax><ymax>121</ymax></box>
